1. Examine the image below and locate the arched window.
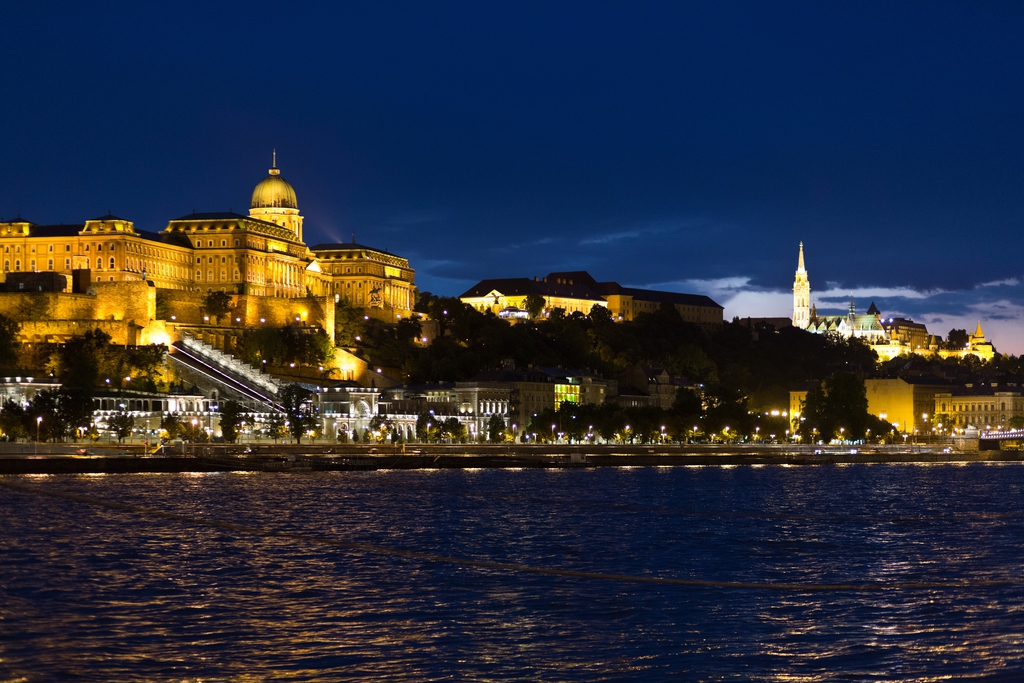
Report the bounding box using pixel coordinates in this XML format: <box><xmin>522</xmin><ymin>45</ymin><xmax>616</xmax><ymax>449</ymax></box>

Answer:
<box><xmin>109</xmin><ymin>257</ymin><xmax>115</xmax><ymax>269</ymax></box>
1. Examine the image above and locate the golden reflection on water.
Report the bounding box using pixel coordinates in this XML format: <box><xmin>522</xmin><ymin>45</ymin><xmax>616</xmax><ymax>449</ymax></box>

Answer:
<box><xmin>3</xmin><ymin>466</ymin><xmax>1023</xmax><ymax>681</ymax></box>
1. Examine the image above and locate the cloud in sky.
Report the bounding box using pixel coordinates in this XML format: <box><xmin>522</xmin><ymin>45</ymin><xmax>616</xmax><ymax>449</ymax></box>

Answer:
<box><xmin>644</xmin><ymin>276</ymin><xmax>1024</xmax><ymax>354</ymax></box>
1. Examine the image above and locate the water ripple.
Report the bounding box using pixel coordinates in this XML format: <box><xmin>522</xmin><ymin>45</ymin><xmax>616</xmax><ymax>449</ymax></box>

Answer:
<box><xmin>1</xmin><ymin>464</ymin><xmax>1023</xmax><ymax>681</ymax></box>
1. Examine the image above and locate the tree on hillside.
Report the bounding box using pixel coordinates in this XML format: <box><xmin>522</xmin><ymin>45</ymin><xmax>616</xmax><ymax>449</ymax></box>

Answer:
<box><xmin>293</xmin><ymin>329</ymin><xmax>335</xmax><ymax>367</ymax></box>
<box><xmin>945</xmin><ymin>328</ymin><xmax>970</xmax><ymax>350</ymax></box>
<box><xmin>524</xmin><ymin>293</ymin><xmax>546</xmax><ymax>318</ymax></box>
<box><xmin>798</xmin><ymin>372</ymin><xmax>871</xmax><ymax>442</ymax></box>
<box><xmin>0</xmin><ymin>314</ymin><xmax>20</xmax><ymax>372</ymax></box>
<box><xmin>58</xmin><ymin>329</ymin><xmax>111</xmax><ymax>392</ymax></box>
<box><xmin>335</xmin><ymin>297</ymin><xmax>366</xmax><ymax>346</ymax></box>
<box><xmin>241</xmin><ymin>327</ymin><xmax>288</xmax><ymax>366</ymax></box>
<box><xmin>588</xmin><ymin>304</ymin><xmax>612</xmax><ymax>324</ymax></box>
<box><xmin>426</xmin><ymin>296</ymin><xmax>466</xmax><ymax>338</ymax></box>
<box><xmin>155</xmin><ymin>290</ymin><xmax>172</xmax><ymax>320</ymax></box>
<box><xmin>202</xmin><ymin>291</ymin><xmax>232</xmax><ymax>321</ymax></box>
<box><xmin>27</xmin><ymin>389</ymin><xmax>61</xmax><ymax>441</ymax></box>
<box><xmin>0</xmin><ymin>399</ymin><xmax>27</xmax><ymax>441</ymax></box>
<box><xmin>15</xmin><ymin>295</ymin><xmax>50</xmax><ymax>322</ymax></box>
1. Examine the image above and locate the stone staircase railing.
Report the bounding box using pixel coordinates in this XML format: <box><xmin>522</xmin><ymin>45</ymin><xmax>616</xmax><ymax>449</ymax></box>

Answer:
<box><xmin>180</xmin><ymin>334</ymin><xmax>282</xmax><ymax>397</ymax></box>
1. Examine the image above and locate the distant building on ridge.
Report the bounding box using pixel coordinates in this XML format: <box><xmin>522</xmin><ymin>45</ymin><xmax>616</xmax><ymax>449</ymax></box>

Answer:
<box><xmin>460</xmin><ymin>270</ymin><xmax>723</xmax><ymax>329</ymax></box>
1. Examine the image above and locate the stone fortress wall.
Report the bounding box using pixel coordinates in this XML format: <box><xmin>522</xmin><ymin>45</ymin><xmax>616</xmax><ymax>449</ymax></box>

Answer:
<box><xmin>157</xmin><ymin>289</ymin><xmax>334</xmax><ymax>337</ymax></box>
<box><xmin>0</xmin><ymin>279</ymin><xmax>335</xmax><ymax>349</ymax></box>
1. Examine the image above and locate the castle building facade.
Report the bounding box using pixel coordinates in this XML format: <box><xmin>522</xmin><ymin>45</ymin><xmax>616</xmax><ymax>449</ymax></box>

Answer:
<box><xmin>790</xmin><ymin>242</ymin><xmax>995</xmax><ymax>362</ymax></box>
<box><xmin>0</xmin><ymin>156</ymin><xmax>416</xmax><ymax>317</ymax></box>
<box><xmin>460</xmin><ymin>270</ymin><xmax>723</xmax><ymax>328</ymax></box>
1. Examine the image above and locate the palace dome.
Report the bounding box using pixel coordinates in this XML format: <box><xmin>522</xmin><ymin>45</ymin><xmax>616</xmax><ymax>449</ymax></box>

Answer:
<box><xmin>251</xmin><ymin>166</ymin><xmax>298</xmax><ymax>210</ymax></box>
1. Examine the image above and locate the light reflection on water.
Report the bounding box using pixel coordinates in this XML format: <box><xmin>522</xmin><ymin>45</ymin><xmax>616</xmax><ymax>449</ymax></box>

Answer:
<box><xmin>1</xmin><ymin>464</ymin><xmax>1023</xmax><ymax>681</ymax></box>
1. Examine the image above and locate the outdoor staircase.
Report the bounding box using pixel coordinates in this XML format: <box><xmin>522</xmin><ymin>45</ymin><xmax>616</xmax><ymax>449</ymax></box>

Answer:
<box><xmin>170</xmin><ymin>334</ymin><xmax>285</xmax><ymax>409</ymax></box>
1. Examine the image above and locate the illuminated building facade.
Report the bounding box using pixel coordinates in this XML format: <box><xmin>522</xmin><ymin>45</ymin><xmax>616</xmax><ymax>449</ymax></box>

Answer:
<box><xmin>937</xmin><ymin>322</ymin><xmax>995</xmax><ymax>363</ymax></box>
<box><xmin>460</xmin><ymin>270</ymin><xmax>723</xmax><ymax>328</ymax></box>
<box><xmin>934</xmin><ymin>384</ymin><xmax>1024</xmax><ymax>431</ymax></box>
<box><xmin>793</xmin><ymin>243</ymin><xmax>887</xmax><ymax>343</ymax></box>
<box><xmin>0</xmin><ymin>156</ymin><xmax>416</xmax><ymax>317</ymax></box>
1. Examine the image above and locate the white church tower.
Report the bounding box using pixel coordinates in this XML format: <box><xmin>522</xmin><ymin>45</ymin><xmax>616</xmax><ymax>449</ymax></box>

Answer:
<box><xmin>793</xmin><ymin>242</ymin><xmax>810</xmax><ymax>329</ymax></box>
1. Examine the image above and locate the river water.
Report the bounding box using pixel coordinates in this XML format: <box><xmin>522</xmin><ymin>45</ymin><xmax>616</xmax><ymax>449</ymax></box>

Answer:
<box><xmin>2</xmin><ymin>463</ymin><xmax>1023</xmax><ymax>681</ymax></box>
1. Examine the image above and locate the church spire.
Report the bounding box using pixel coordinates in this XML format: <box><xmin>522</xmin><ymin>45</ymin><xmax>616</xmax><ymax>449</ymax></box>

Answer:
<box><xmin>793</xmin><ymin>241</ymin><xmax>811</xmax><ymax>330</ymax></box>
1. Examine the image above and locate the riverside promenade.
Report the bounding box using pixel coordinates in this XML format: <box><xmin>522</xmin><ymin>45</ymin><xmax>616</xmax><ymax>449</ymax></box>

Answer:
<box><xmin>0</xmin><ymin>442</ymin><xmax>1020</xmax><ymax>474</ymax></box>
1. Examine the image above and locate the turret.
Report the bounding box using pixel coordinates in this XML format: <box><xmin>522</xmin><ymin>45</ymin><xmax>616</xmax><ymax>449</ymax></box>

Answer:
<box><xmin>792</xmin><ymin>242</ymin><xmax>810</xmax><ymax>329</ymax></box>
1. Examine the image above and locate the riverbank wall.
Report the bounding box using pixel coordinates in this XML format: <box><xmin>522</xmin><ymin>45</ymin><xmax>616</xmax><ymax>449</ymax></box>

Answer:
<box><xmin>1</xmin><ymin>444</ymin><xmax>1020</xmax><ymax>474</ymax></box>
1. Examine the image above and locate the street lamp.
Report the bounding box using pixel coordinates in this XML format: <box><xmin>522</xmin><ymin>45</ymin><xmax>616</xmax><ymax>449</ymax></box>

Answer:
<box><xmin>191</xmin><ymin>418</ymin><xmax>198</xmax><ymax>455</ymax></box>
<box><xmin>35</xmin><ymin>416</ymin><xmax>42</xmax><ymax>454</ymax></box>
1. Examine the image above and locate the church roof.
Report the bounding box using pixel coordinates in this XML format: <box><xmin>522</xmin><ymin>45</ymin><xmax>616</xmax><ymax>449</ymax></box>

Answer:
<box><xmin>851</xmin><ymin>314</ymin><xmax>883</xmax><ymax>330</ymax></box>
<box><xmin>866</xmin><ymin>301</ymin><xmax>880</xmax><ymax>315</ymax></box>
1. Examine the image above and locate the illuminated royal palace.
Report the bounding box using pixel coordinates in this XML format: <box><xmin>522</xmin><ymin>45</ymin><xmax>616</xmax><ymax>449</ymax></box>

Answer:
<box><xmin>0</xmin><ymin>154</ymin><xmax>416</xmax><ymax>316</ymax></box>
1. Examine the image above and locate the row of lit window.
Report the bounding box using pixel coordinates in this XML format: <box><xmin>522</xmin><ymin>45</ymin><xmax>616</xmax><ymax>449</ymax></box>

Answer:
<box><xmin>940</xmin><ymin>402</ymin><xmax>1009</xmax><ymax>412</ymax></box>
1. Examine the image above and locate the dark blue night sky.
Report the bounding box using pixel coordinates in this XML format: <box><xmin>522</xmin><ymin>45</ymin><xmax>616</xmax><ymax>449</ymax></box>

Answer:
<box><xmin>2</xmin><ymin>3</ymin><xmax>1023</xmax><ymax>349</ymax></box>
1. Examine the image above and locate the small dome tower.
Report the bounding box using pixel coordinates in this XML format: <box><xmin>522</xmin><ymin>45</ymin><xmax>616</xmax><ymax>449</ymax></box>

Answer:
<box><xmin>249</xmin><ymin>150</ymin><xmax>304</xmax><ymax>241</ymax></box>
